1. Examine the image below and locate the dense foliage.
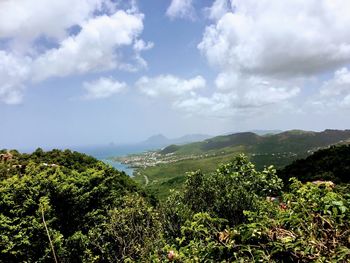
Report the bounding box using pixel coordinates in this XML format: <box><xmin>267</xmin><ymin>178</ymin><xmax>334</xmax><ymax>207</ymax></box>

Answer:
<box><xmin>157</xmin><ymin>155</ymin><xmax>350</xmax><ymax>262</ymax></box>
<box><xmin>137</xmin><ymin>130</ymin><xmax>350</xmax><ymax>200</ymax></box>
<box><xmin>161</xmin><ymin>129</ymin><xmax>350</xmax><ymax>155</ymax></box>
<box><xmin>0</xmin><ymin>149</ymin><xmax>154</xmax><ymax>262</ymax></box>
<box><xmin>1</xmin><ymin>149</ymin><xmax>350</xmax><ymax>262</ymax></box>
<box><xmin>160</xmin><ymin>179</ymin><xmax>350</xmax><ymax>262</ymax></box>
<box><xmin>179</xmin><ymin>156</ymin><xmax>282</xmax><ymax>226</ymax></box>
<box><xmin>278</xmin><ymin>144</ymin><xmax>350</xmax><ymax>184</ymax></box>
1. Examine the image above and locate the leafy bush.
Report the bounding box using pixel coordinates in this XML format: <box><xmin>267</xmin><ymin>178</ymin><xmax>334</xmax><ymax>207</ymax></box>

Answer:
<box><xmin>278</xmin><ymin>144</ymin><xmax>350</xmax><ymax>185</ymax></box>
<box><xmin>155</xmin><ymin>156</ymin><xmax>350</xmax><ymax>262</ymax></box>
<box><xmin>86</xmin><ymin>193</ymin><xmax>163</xmax><ymax>262</ymax></box>
<box><xmin>2</xmin><ymin>150</ymin><xmax>350</xmax><ymax>262</ymax></box>
<box><xmin>159</xmin><ymin>179</ymin><xmax>350</xmax><ymax>262</ymax></box>
<box><xmin>0</xmin><ymin>150</ymin><xmax>153</xmax><ymax>262</ymax></box>
<box><xmin>179</xmin><ymin>155</ymin><xmax>283</xmax><ymax>226</ymax></box>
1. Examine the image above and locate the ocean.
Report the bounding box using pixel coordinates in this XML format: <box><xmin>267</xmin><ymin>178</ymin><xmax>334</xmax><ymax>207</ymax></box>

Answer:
<box><xmin>18</xmin><ymin>144</ymin><xmax>150</xmax><ymax>177</ymax></box>
<box><xmin>72</xmin><ymin>144</ymin><xmax>148</xmax><ymax>177</ymax></box>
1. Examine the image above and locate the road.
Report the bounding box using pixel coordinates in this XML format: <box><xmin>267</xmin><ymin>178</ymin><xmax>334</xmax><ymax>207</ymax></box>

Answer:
<box><xmin>143</xmin><ymin>174</ymin><xmax>149</xmax><ymax>186</ymax></box>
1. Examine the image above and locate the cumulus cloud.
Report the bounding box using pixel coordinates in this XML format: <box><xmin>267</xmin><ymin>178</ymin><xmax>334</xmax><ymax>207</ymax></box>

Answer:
<box><xmin>135</xmin><ymin>72</ymin><xmax>299</xmax><ymax>118</ymax></box>
<box><xmin>0</xmin><ymin>1</ymin><xmax>149</xmax><ymax>104</ymax></box>
<box><xmin>173</xmin><ymin>93</ymin><xmax>237</xmax><ymax>117</ymax></box>
<box><xmin>313</xmin><ymin>67</ymin><xmax>350</xmax><ymax>108</ymax></box>
<box><xmin>242</xmin><ymin>85</ymin><xmax>300</xmax><ymax>108</ymax></box>
<box><xmin>0</xmin><ymin>0</ymin><xmax>107</xmax><ymax>44</ymax></box>
<box><xmin>342</xmin><ymin>94</ymin><xmax>350</xmax><ymax>107</ymax></box>
<box><xmin>0</xmin><ymin>51</ymin><xmax>31</xmax><ymax>104</ymax></box>
<box><xmin>174</xmin><ymin>76</ymin><xmax>300</xmax><ymax>117</ymax></box>
<box><xmin>176</xmin><ymin>0</ymin><xmax>350</xmax><ymax>118</ymax></box>
<box><xmin>320</xmin><ymin>68</ymin><xmax>350</xmax><ymax>97</ymax></box>
<box><xmin>166</xmin><ymin>0</ymin><xmax>195</xmax><ymax>20</ymax></box>
<box><xmin>82</xmin><ymin>77</ymin><xmax>126</xmax><ymax>100</ymax></box>
<box><xmin>199</xmin><ymin>0</ymin><xmax>350</xmax><ymax>77</ymax></box>
<box><xmin>205</xmin><ymin>0</ymin><xmax>229</xmax><ymax>21</ymax></box>
<box><xmin>133</xmin><ymin>39</ymin><xmax>154</xmax><ymax>52</ymax></box>
<box><xmin>32</xmin><ymin>11</ymin><xmax>144</xmax><ymax>81</ymax></box>
<box><xmin>136</xmin><ymin>75</ymin><xmax>206</xmax><ymax>98</ymax></box>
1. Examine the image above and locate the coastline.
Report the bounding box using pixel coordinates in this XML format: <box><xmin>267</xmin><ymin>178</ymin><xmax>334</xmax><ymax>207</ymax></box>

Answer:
<box><xmin>102</xmin><ymin>159</ymin><xmax>135</xmax><ymax>177</ymax></box>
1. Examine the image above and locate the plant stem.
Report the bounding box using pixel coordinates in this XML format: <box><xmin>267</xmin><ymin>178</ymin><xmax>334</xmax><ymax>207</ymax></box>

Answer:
<box><xmin>41</xmin><ymin>206</ymin><xmax>59</xmax><ymax>263</ymax></box>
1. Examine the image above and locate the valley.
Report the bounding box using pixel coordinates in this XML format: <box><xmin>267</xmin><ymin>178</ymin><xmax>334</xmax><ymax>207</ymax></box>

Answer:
<box><xmin>114</xmin><ymin>129</ymin><xmax>350</xmax><ymax>199</ymax></box>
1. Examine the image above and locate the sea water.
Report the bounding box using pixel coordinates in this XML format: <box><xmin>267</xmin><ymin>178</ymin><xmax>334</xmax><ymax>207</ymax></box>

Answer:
<box><xmin>73</xmin><ymin>144</ymin><xmax>147</xmax><ymax>177</ymax></box>
<box><xmin>102</xmin><ymin>159</ymin><xmax>135</xmax><ymax>177</ymax></box>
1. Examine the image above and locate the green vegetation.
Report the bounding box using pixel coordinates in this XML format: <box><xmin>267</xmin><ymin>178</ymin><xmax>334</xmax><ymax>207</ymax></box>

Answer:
<box><xmin>162</xmin><ymin>178</ymin><xmax>350</xmax><ymax>262</ymax></box>
<box><xmin>134</xmin><ymin>129</ymin><xmax>350</xmax><ymax>199</ymax></box>
<box><xmin>162</xmin><ymin>129</ymin><xmax>350</xmax><ymax>155</ymax></box>
<box><xmin>133</xmin><ymin>151</ymin><xmax>300</xmax><ymax>200</ymax></box>
<box><xmin>156</xmin><ymin>158</ymin><xmax>350</xmax><ymax>262</ymax></box>
<box><xmin>134</xmin><ymin>154</ymin><xmax>236</xmax><ymax>199</ymax></box>
<box><xmin>0</xmin><ymin>149</ymin><xmax>153</xmax><ymax>262</ymax></box>
<box><xmin>1</xmin><ymin>148</ymin><xmax>350</xmax><ymax>262</ymax></box>
<box><xmin>278</xmin><ymin>144</ymin><xmax>350</xmax><ymax>185</ymax></box>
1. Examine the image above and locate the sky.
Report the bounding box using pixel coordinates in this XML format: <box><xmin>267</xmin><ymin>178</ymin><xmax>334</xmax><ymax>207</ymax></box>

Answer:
<box><xmin>1</xmin><ymin>0</ymin><xmax>350</xmax><ymax>150</ymax></box>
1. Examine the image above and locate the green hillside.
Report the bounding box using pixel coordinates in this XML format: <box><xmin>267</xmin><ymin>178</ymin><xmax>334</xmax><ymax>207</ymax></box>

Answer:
<box><xmin>161</xmin><ymin>129</ymin><xmax>350</xmax><ymax>155</ymax></box>
<box><xmin>135</xmin><ymin>129</ymin><xmax>350</xmax><ymax>199</ymax></box>
<box><xmin>278</xmin><ymin>144</ymin><xmax>350</xmax><ymax>185</ymax></box>
<box><xmin>135</xmin><ymin>154</ymin><xmax>236</xmax><ymax>200</ymax></box>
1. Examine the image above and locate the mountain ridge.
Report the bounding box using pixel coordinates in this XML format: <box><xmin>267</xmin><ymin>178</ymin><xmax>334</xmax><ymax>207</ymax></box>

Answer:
<box><xmin>140</xmin><ymin>133</ymin><xmax>212</xmax><ymax>148</ymax></box>
<box><xmin>160</xmin><ymin>129</ymin><xmax>350</xmax><ymax>155</ymax></box>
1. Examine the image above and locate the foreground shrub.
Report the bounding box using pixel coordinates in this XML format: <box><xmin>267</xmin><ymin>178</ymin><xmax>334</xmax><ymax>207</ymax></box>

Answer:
<box><xmin>86</xmin><ymin>193</ymin><xmax>163</xmax><ymax>262</ymax></box>
<box><xmin>165</xmin><ymin>155</ymin><xmax>283</xmax><ymax>227</ymax></box>
<box><xmin>159</xmin><ymin>178</ymin><xmax>350</xmax><ymax>262</ymax></box>
<box><xmin>157</xmin><ymin>156</ymin><xmax>350</xmax><ymax>262</ymax></box>
<box><xmin>2</xmin><ymin>151</ymin><xmax>350</xmax><ymax>262</ymax></box>
<box><xmin>0</xmin><ymin>150</ymin><xmax>149</xmax><ymax>262</ymax></box>
<box><xmin>232</xmin><ymin>179</ymin><xmax>350</xmax><ymax>262</ymax></box>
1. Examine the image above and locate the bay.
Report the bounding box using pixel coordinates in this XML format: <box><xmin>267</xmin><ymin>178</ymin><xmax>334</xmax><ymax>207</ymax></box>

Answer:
<box><xmin>73</xmin><ymin>144</ymin><xmax>147</xmax><ymax>176</ymax></box>
<box><xmin>102</xmin><ymin>159</ymin><xmax>135</xmax><ymax>177</ymax></box>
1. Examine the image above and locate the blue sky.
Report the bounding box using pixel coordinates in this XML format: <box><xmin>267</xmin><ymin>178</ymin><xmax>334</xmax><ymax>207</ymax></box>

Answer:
<box><xmin>1</xmin><ymin>0</ymin><xmax>350</xmax><ymax>150</ymax></box>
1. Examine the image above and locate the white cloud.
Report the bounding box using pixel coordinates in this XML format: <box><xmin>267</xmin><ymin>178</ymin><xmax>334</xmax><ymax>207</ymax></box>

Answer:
<box><xmin>133</xmin><ymin>39</ymin><xmax>154</xmax><ymax>52</ymax></box>
<box><xmin>243</xmin><ymin>85</ymin><xmax>300</xmax><ymax>108</ymax></box>
<box><xmin>82</xmin><ymin>77</ymin><xmax>126</xmax><ymax>100</ymax></box>
<box><xmin>135</xmin><ymin>72</ymin><xmax>299</xmax><ymax>118</ymax></box>
<box><xmin>181</xmin><ymin>0</ymin><xmax>350</xmax><ymax>118</ymax></box>
<box><xmin>0</xmin><ymin>0</ymin><xmax>106</xmax><ymax>45</ymax></box>
<box><xmin>174</xmin><ymin>76</ymin><xmax>300</xmax><ymax>117</ymax></box>
<box><xmin>205</xmin><ymin>0</ymin><xmax>229</xmax><ymax>21</ymax></box>
<box><xmin>342</xmin><ymin>94</ymin><xmax>350</xmax><ymax>107</ymax></box>
<box><xmin>0</xmin><ymin>1</ymin><xmax>149</xmax><ymax>104</ymax></box>
<box><xmin>0</xmin><ymin>51</ymin><xmax>31</xmax><ymax>104</ymax></box>
<box><xmin>313</xmin><ymin>67</ymin><xmax>350</xmax><ymax>108</ymax></box>
<box><xmin>166</xmin><ymin>0</ymin><xmax>195</xmax><ymax>20</ymax></box>
<box><xmin>174</xmin><ymin>92</ymin><xmax>237</xmax><ymax>117</ymax></box>
<box><xmin>320</xmin><ymin>67</ymin><xmax>350</xmax><ymax>97</ymax></box>
<box><xmin>215</xmin><ymin>72</ymin><xmax>240</xmax><ymax>91</ymax></box>
<box><xmin>137</xmin><ymin>75</ymin><xmax>206</xmax><ymax>98</ymax></box>
<box><xmin>32</xmin><ymin>11</ymin><xmax>144</xmax><ymax>81</ymax></box>
<box><xmin>199</xmin><ymin>0</ymin><xmax>350</xmax><ymax>77</ymax></box>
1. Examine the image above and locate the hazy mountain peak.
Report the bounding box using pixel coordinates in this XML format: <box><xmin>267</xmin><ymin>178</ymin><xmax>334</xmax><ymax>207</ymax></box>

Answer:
<box><xmin>143</xmin><ymin>134</ymin><xmax>169</xmax><ymax>144</ymax></box>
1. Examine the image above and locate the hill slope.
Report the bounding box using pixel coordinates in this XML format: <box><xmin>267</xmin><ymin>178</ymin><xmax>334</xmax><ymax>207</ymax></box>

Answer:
<box><xmin>136</xmin><ymin>129</ymin><xmax>350</xmax><ymax>199</ymax></box>
<box><xmin>161</xmin><ymin>129</ymin><xmax>350</xmax><ymax>155</ymax></box>
<box><xmin>140</xmin><ymin>133</ymin><xmax>212</xmax><ymax>150</ymax></box>
<box><xmin>278</xmin><ymin>144</ymin><xmax>350</xmax><ymax>184</ymax></box>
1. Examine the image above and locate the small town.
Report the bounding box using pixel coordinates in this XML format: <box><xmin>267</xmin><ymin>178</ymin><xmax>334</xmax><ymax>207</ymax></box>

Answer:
<box><xmin>113</xmin><ymin>150</ymin><xmax>300</xmax><ymax>169</ymax></box>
